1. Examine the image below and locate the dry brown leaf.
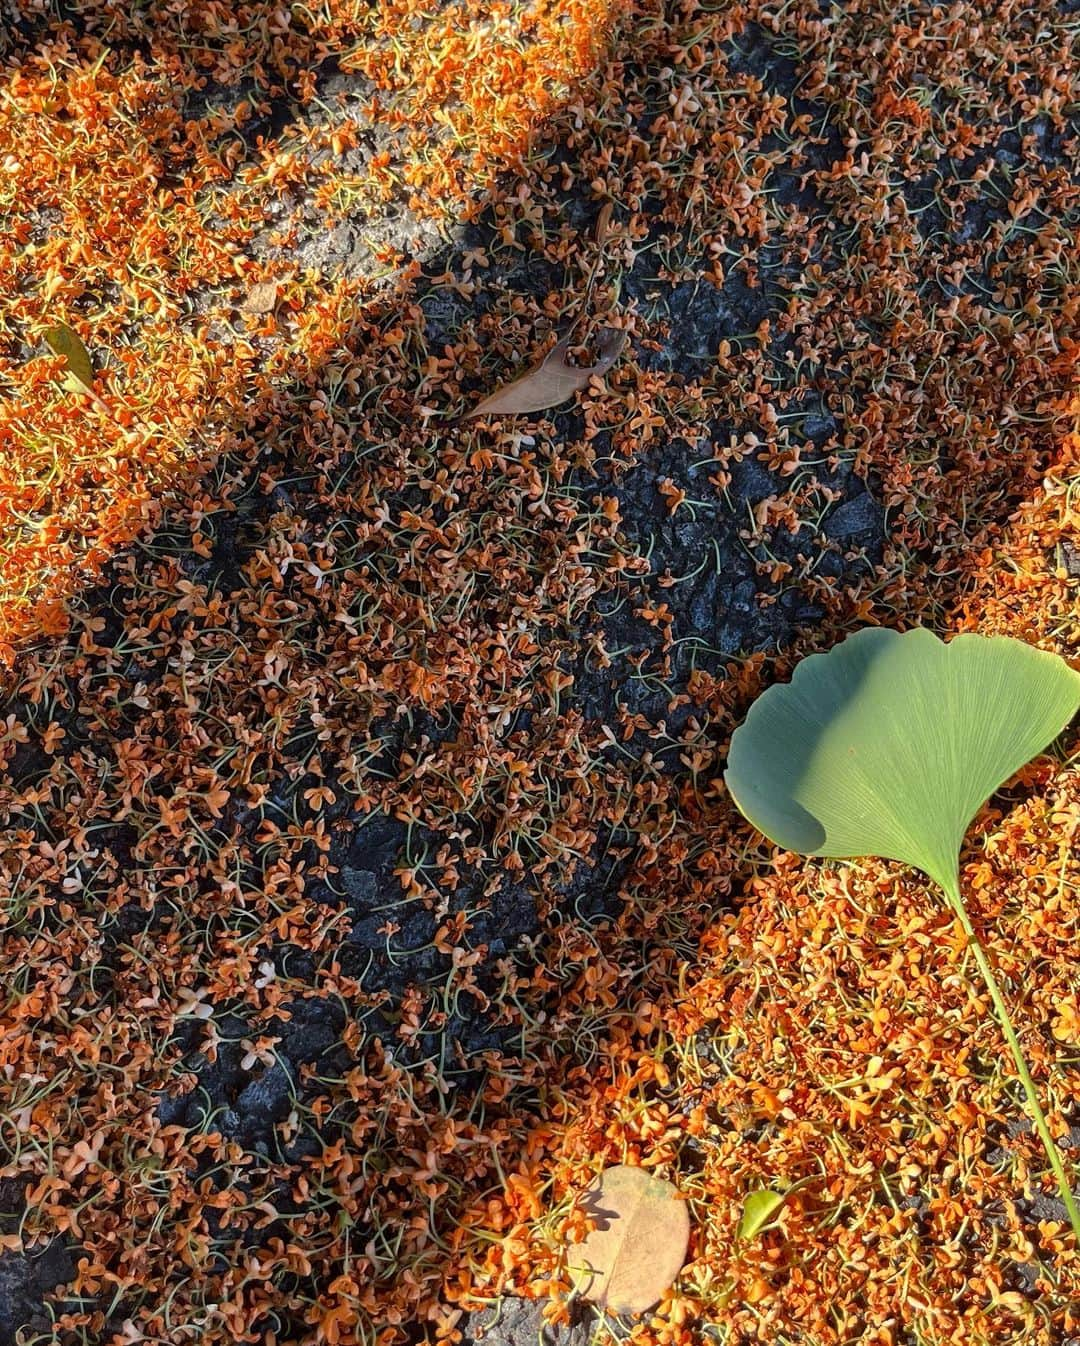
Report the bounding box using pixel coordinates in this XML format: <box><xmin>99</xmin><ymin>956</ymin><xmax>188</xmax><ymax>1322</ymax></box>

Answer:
<box><xmin>243</xmin><ymin>281</ymin><xmax>280</xmax><ymax>314</ymax></box>
<box><xmin>466</xmin><ymin>327</ymin><xmax>626</xmax><ymax>418</ymax></box>
<box><xmin>595</xmin><ymin>201</ymin><xmax>613</xmax><ymax>246</ymax></box>
<box><xmin>568</xmin><ymin>1165</ymin><xmax>689</xmax><ymax>1315</ymax></box>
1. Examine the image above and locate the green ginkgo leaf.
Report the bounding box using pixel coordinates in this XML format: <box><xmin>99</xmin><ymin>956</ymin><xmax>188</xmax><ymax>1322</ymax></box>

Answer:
<box><xmin>725</xmin><ymin>628</ymin><xmax>1080</xmax><ymax>892</ymax></box>
<box><xmin>725</xmin><ymin>627</ymin><xmax>1080</xmax><ymax>1238</ymax></box>
<box><xmin>43</xmin><ymin>321</ymin><xmax>95</xmax><ymax>393</ymax></box>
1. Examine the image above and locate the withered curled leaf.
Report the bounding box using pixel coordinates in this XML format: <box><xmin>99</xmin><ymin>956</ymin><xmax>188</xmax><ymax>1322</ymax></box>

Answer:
<box><xmin>466</xmin><ymin>327</ymin><xmax>626</xmax><ymax>418</ymax></box>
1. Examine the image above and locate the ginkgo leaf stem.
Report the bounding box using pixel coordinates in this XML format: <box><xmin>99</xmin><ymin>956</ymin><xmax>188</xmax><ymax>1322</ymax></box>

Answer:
<box><xmin>941</xmin><ymin>877</ymin><xmax>1080</xmax><ymax>1241</ymax></box>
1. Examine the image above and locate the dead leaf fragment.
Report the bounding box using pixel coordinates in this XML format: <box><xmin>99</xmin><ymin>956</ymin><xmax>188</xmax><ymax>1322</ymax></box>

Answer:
<box><xmin>43</xmin><ymin>322</ymin><xmax>95</xmax><ymax>393</ymax></box>
<box><xmin>568</xmin><ymin>1164</ymin><xmax>689</xmax><ymax>1315</ymax></box>
<box><xmin>595</xmin><ymin>201</ymin><xmax>613</xmax><ymax>246</ymax></box>
<box><xmin>243</xmin><ymin>280</ymin><xmax>280</xmax><ymax>313</ymax></box>
<box><xmin>466</xmin><ymin>327</ymin><xmax>626</xmax><ymax>418</ymax></box>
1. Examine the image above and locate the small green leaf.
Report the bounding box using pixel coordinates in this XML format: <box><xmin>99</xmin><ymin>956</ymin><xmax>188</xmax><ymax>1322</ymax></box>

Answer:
<box><xmin>736</xmin><ymin>1189</ymin><xmax>785</xmax><ymax>1242</ymax></box>
<box><xmin>43</xmin><ymin>322</ymin><xmax>95</xmax><ymax>393</ymax></box>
